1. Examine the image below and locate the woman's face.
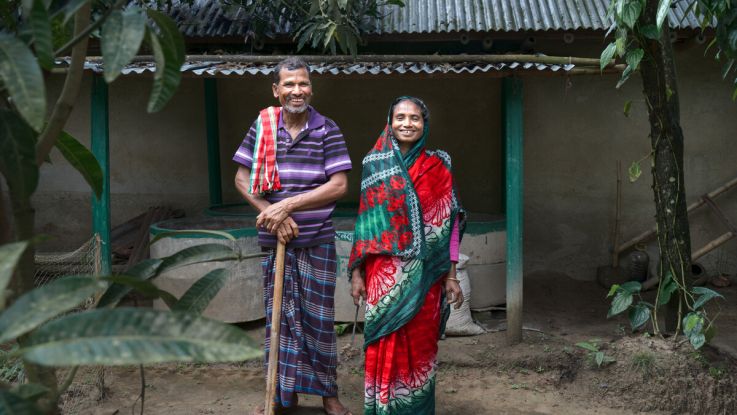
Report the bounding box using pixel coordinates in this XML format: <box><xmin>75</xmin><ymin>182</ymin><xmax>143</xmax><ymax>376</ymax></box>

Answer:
<box><xmin>391</xmin><ymin>100</ymin><xmax>424</xmax><ymax>153</ymax></box>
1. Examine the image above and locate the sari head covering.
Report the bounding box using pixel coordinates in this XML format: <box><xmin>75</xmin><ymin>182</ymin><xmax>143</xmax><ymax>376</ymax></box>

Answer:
<box><xmin>349</xmin><ymin>96</ymin><xmax>465</xmax><ymax>346</ymax></box>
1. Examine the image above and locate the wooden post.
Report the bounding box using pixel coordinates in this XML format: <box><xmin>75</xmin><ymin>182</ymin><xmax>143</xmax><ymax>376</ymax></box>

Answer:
<box><xmin>204</xmin><ymin>78</ymin><xmax>223</xmax><ymax>206</ymax></box>
<box><xmin>503</xmin><ymin>77</ymin><xmax>524</xmax><ymax>344</ymax></box>
<box><xmin>91</xmin><ymin>75</ymin><xmax>112</xmax><ymax>276</ymax></box>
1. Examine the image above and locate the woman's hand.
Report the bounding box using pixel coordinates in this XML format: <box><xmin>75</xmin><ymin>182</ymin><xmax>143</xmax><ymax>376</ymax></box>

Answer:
<box><xmin>445</xmin><ymin>264</ymin><xmax>463</xmax><ymax>309</ymax></box>
<box><xmin>351</xmin><ymin>268</ymin><xmax>366</xmax><ymax>306</ymax></box>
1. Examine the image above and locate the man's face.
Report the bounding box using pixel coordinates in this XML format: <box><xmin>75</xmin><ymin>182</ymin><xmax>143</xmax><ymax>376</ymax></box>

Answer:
<box><xmin>272</xmin><ymin>67</ymin><xmax>312</xmax><ymax>114</ymax></box>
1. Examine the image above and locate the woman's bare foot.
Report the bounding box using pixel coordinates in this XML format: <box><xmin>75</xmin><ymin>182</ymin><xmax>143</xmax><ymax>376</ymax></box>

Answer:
<box><xmin>323</xmin><ymin>396</ymin><xmax>352</xmax><ymax>415</ymax></box>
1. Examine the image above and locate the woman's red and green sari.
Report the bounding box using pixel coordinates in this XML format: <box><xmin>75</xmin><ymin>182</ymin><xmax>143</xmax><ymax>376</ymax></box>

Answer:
<box><xmin>349</xmin><ymin>97</ymin><xmax>464</xmax><ymax>415</ymax></box>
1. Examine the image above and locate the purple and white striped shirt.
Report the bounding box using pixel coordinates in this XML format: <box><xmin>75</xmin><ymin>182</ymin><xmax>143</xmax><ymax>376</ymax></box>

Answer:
<box><xmin>233</xmin><ymin>106</ymin><xmax>352</xmax><ymax>248</ymax></box>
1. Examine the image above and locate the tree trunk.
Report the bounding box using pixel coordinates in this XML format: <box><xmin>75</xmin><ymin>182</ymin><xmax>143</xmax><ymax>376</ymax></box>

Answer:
<box><xmin>638</xmin><ymin>2</ymin><xmax>693</xmax><ymax>334</ymax></box>
<box><xmin>10</xmin><ymin>195</ymin><xmax>60</xmax><ymax>414</ymax></box>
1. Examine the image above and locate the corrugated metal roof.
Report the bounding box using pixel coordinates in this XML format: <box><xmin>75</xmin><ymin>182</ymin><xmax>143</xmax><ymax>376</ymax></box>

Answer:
<box><xmin>72</xmin><ymin>59</ymin><xmax>575</xmax><ymax>76</ymax></box>
<box><xmin>169</xmin><ymin>0</ymin><xmax>702</xmax><ymax>38</ymax></box>
<box><xmin>371</xmin><ymin>0</ymin><xmax>701</xmax><ymax>33</ymax></box>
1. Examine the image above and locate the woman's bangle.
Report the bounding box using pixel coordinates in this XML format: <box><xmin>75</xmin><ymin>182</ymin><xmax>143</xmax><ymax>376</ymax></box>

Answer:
<box><xmin>445</xmin><ymin>277</ymin><xmax>460</xmax><ymax>282</ymax></box>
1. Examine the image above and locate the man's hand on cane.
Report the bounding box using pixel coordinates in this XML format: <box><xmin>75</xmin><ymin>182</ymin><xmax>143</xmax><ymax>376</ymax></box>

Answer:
<box><xmin>257</xmin><ymin>199</ymin><xmax>293</xmax><ymax>233</ymax></box>
<box><xmin>275</xmin><ymin>217</ymin><xmax>299</xmax><ymax>245</ymax></box>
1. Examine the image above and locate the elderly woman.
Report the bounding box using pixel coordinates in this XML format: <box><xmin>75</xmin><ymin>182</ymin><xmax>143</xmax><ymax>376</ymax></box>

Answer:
<box><xmin>349</xmin><ymin>96</ymin><xmax>464</xmax><ymax>414</ymax></box>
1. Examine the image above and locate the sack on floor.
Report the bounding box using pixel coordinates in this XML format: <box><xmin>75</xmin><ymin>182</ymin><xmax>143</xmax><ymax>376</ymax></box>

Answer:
<box><xmin>445</xmin><ymin>253</ymin><xmax>485</xmax><ymax>336</ymax></box>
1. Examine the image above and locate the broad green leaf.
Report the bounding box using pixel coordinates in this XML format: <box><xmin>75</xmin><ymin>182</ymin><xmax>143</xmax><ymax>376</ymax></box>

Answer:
<box><xmin>657</xmin><ymin>276</ymin><xmax>677</xmax><ymax>306</ymax></box>
<box><xmin>732</xmin><ymin>85</ymin><xmax>737</xmax><ymax>101</ymax></box>
<box><xmin>0</xmin><ymin>109</ymin><xmax>40</xmax><ymax>200</ymax></box>
<box><xmin>595</xmin><ymin>351</ymin><xmax>604</xmax><ymax>367</ymax></box>
<box><xmin>616</xmin><ymin>64</ymin><xmax>634</xmax><ymax>88</ymax></box>
<box><xmin>623</xmin><ymin>100</ymin><xmax>632</xmax><ymax>117</ymax></box>
<box><xmin>621</xmin><ymin>0</ymin><xmax>642</xmax><ymax>28</ymax></box>
<box><xmin>607</xmin><ymin>283</ymin><xmax>620</xmax><ymax>298</ymax></box>
<box><xmin>145</xmin><ymin>26</ymin><xmax>183</xmax><ymax>113</ymax></box>
<box><xmin>149</xmin><ymin>229</ymin><xmax>236</xmax><ymax>246</ymax></box>
<box><xmin>55</xmin><ymin>131</ymin><xmax>103</xmax><ymax>199</ymax></box>
<box><xmin>683</xmin><ymin>312</ymin><xmax>704</xmax><ymax>337</ymax></box>
<box><xmin>615</xmin><ymin>28</ymin><xmax>628</xmax><ymax>57</ymax></box>
<box><xmin>608</xmin><ymin>290</ymin><xmax>633</xmax><ymax>317</ymax></box>
<box><xmin>0</xmin><ymin>389</ymin><xmax>42</xmax><ymax>414</ymax></box>
<box><xmin>156</xmin><ymin>244</ymin><xmax>239</xmax><ymax>276</ymax></box>
<box><xmin>628</xmin><ymin>303</ymin><xmax>651</xmax><ymax>329</ymax></box>
<box><xmin>102</xmin><ymin>275</ymin><xmax>177</xmax><ymax>308</ymax></box>
<box><xmin>96</xmin><ymin>258</ymin><xmax>162</xmax><ymax>308</ymax></box>
<box><xmin>656</xmin><ymin>0</ymin><xmax>673</xmax><ymax>30</ymax></box>
<box><xmin>0</xmin><ymin>35</ymin><xmax>46</xmax><ymax>131</ymax></box>
<box><xmin>145</xmin><ymin>10</ymin><xmax>185</xmax><ymax>112</ymax></box>
<box><xmin>615</xmin><ymin>0</ymin><xmax>625</xmax><ymax>17</ymax></box>
<box><xmin>575</xmin><ymin>342</ymin><xmax>598</xmax><ymax>352</ymax></box>
<box><xmin>600</xmin><ymin>42</ymin><xmax>617</xmax><ymax>70</ymax></box>
<box><xmin>0</xmin><ymin>241</ymin><xmax>29</xmax><ymax>308</ymax></box>
<box><xmin>101</xmin><ymin>8</ymin><xmax>146</xmax><ymax>83</ymax></box>
<box><xmin>625</xmin><ymin>48</ymin><xmax>644</xmax><ymax>70</ymax></box>
<box><xmin>640</xmin><ymin>24</ymin><xmax>661</xmax><ymax>40</ymax></box>
<box><xmin>691</xmin><ymin>286</ymin><xmax>724</xmax><ymax>310</ymax></box>
<box><xmin>146</xmin><ymin>10</ymin><xmax>185</xmax><ymax>61</ymax></box>
<box><xmin>23</xmin><ymin>308</ymin><xmax>262</xmax><ymax>365</ymax></box>
<box><xmin>620</xmin><ymin>281</ymin><xmax>642</xmax><ymax>293</ymax></box>
<box><xmin>628</xmin><ymin>160</ymin><xmax>642</xmax><ymax>182</ymax></box>
<box><xmin>172</xmin><ymin>268</ymin><xmax>229</xmax><ymax>314</ymax></box>
<box><xmin>0</xmin><ymin>275</ymin><xmax>106</xmax><ymax>344</ymax></box>
<box><xmin>323</xmin><ymin>23</ymin><xmax>336</xmax><ymax>50</ymax></box>
<box><xmin>690</xmin><ymin>333</ymin><xmax>706</xmax><ymax>349</ymax></box>
<box><xmin>30</xmin><ymin>0</ymin><xmax>54</xmax><ymax>69</ymax></box>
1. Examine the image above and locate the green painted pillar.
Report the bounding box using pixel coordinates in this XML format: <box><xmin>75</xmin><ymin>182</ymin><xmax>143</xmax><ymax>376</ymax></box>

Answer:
<box><xmin>204</xmin><ymin>78</ymin><xmax>223</xmax><ymax>206</ymax></box>
<box><xmin>91</xmin><ymin>75</ymin><xmax>112</xmax><ymax>275</ymax></box>
<box><xmin>502</xmin><ymin>77</ymin><xmax>524</xmax><ymax>344</ymax></box>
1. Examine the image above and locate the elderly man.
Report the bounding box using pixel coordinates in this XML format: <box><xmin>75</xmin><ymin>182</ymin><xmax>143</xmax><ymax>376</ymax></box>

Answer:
<box><xmin>234</xmin><ymin>57</ymin><xmax>353</xmax><ymax>415</ymax></box>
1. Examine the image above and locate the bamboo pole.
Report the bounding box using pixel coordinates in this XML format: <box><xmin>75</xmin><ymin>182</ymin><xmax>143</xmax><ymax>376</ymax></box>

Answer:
<box><xmin>611</xmin><ymin>161</ymin><xmax>622</xmax><ymax>268</ymax></box>
<box><xmin>265</xmin><ymin>242</ymin><xmax>287</xmax><ymax>415</ymax></box>
<box><xmin>692</xmin><ymin>232</ymin><xmax>735</xmax><ymax>261</ymax></box>
<box><xmin>616</xmin><ymin>175</ymin><xmax>737</xmax><ymax>254</ymax></box>
<box><xmin>80</xmin><ymin>53</ymin><xmax>611</xmax><ymax>67</ymax></box>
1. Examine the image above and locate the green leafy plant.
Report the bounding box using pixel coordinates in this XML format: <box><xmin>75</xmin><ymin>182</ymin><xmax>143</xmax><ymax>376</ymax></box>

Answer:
<box><xmin>575</xmin><ymin>340</ymin><xmax>616</xmax><ymax>368</ymax></box>
<box><xmin>601</xmin><ymin>0</ymin><xmax>737</xmax><ymax>342</ymax></box>
<box><xmin>606</xmin><ymin>279</ymin><xmax>723</xmax><ymax>349</ymax></box>
<box><xmin>236</xmin><ymin>0</ymin><xmax>405</xmax><ymax>55</ymax></box>
<box><xmin>0</xmin><ymin>1</ymin><xmax>264</xmax><ymax>412</ymax></box>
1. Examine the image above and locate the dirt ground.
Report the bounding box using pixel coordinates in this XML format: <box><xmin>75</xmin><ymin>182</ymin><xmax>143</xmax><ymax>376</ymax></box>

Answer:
<box><xmin>64</xmin><ymin>271</ymin><xmax>737</xmax><ymax>415</ymax></box>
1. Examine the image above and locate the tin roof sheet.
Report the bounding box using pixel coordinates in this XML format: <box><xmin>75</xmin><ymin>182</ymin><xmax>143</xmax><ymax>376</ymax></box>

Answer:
<box><xmin>169</xmin><ymin>0</ymin><xmax>702</xmax><ymax>38</ymax></box>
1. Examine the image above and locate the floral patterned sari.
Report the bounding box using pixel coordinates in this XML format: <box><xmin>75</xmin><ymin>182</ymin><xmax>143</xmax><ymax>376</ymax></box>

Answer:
<box><xmin>349</xmin><ymin>97</ymin><xmax>463</xmax><ymax>414</ymax></box>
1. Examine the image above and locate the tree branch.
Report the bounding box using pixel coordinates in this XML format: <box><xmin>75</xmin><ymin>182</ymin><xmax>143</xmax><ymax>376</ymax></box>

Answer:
<box><xmin>35</xmin><ymin>4</ymin><xmax>92</xmax><ymax>166</ymax></box>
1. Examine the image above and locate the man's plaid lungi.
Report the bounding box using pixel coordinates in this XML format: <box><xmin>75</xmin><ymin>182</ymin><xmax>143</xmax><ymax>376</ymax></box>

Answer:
<box><xmin>261</xmin><ymin>242</ymin><xmax>338</xmax><ymax>407</ymax></box>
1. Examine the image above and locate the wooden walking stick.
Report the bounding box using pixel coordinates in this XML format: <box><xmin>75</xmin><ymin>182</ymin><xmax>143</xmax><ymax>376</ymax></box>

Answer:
<box><xmin>265</xmin><ymin>241</ymin><xmax>286</xmax><ymax>415</ymax></box>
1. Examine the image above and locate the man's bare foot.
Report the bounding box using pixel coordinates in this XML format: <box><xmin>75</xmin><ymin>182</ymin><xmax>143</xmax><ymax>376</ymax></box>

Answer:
<box><xmin>323</xmin><ymin>396</ymin><xmax>353</xmax><ymax>415</ymax></box>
